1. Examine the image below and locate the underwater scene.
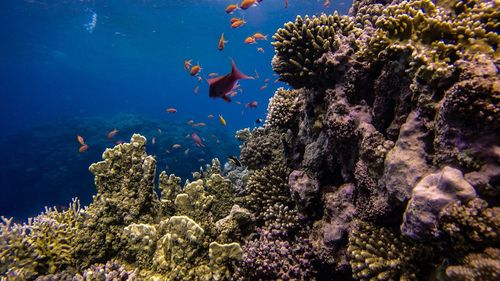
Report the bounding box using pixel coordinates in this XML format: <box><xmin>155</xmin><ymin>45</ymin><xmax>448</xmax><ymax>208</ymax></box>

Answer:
<box><xmin>0</xmin><ymin>0</ymin><xmax>498</xmax><ymax>280</ymax></box>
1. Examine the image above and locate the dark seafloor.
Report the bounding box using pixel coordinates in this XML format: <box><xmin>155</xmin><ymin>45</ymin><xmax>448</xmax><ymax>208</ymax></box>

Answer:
<box><xmin>1</xmin><ymin>0</ymin><xmax>499</xmax><ymax>280</ymax></box>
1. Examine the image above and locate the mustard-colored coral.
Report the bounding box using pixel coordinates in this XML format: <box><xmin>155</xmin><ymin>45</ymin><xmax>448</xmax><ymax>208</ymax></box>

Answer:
<box><xmin>265</xmin><ymin>87</ymin><xmax>302</xmax><ymax>129</ymax></box>
<box><xmin>347</xmin><ymin>221</ymin><xmax>427</xmax><ymax>281</ymax></box>
<box><xmin>446</xmin><ymin>247</ymin><xmax>500</xmax><ymax>281</ymax></box>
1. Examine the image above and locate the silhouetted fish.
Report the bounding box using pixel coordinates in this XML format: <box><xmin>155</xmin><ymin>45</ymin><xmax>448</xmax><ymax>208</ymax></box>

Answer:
<box><xmin>207</xmin><ymin>60</ymin><xmax>253</xmax><ymax>102</ymax></box>
<box><xmin>228</xmin><ymin>156</ymin><xmax>242</xmax><ymax>167</ymax></box>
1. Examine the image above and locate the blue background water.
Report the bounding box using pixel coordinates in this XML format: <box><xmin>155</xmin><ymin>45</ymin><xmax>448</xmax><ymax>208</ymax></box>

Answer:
<box><xmin>0</xmin><ymin>0</ymin><xmax>351</xmax><ymax>220</ymax></box>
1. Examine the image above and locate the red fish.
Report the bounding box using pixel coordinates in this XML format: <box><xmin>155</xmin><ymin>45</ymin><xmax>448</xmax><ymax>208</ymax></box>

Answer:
<box><xmin>194</xmin><ymin>85</ymin><xmax>199</xmax><ymax>94</ymax></box>
<box><xmin>260</xmin><ymin>84</ymin><xmax>268</xmax><ymax>90</ymax></box>
<box><xmin>184</xmin><ymin>59</ymin><xmax>192</xmax><ymax>70</ymax></box>
<box><xmin>79</xmin><ymin>144</ymin><xmax>89</xmax><ymax>153</ymax></box>
<box><xmin>324</xmin><ymin>0</ymin><xmax>330</xmax><ymax>8</ymax></box>
<box><xmin>245</xmin><ymin>100</ymin><xmax>258</xmax><ymax>108</ymax></box>
<box><xmin>191</xmin><ymin>133</ymin><xmax>205</xmax><ymax>147</ymax></box>
<box><xmin>285</xmin><ymin>0</ymin><xmax>288</xmax><ymax>8</ymax></box>
<box><xmin>207</xmin><ymin>60</ymin><xmax>253</xmax><ymax>102</ymax></box>
<box><xmin>166</xmin><ymin>108</ymin><xmax>177</xmax><ymax>113</ymax></box>
<box><xmin>107</xmin><ymin>129</ymin><xmax>119</xmax><ymax>140</ymax></box>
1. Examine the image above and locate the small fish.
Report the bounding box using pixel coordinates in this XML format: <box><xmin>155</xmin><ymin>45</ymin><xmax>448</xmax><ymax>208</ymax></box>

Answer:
<box><xmin>219</xmin><ymin>115</ymin><xmax>227</xmax><ymax>126</ymax></box>
<box><xmin>151</xmin><ymin>137</ymin><xmax>156</xmax><ymax>145</ymax></box>
<box><xmin>218</xmin><ymin>33</ymin><xmax>227</xmax><ymax>51</ymax></box>
<box><xmin>240</xmin><ymin>0</ymin><xmax>257</xmax><ymax>9</ymax></box>
<box><xmin>256</xmin><ymin>47</ymin><xmax>264</xmax><ymax>53</ymax></box>
<box><xmin>191</xmin><ymin>133</ymin><xmax>205</xmax><ymax>147</ymax></box>
<box><xmin>255</xmin><ymin>118</ymin><xmax>263</xmax><ymax>124</ymax></box>
<box><xmin>184</xmin><ymin>148</ymin><xmax>190</xmax><ymax>156</ymax></box>
<box><xmin>184</xmin><ymin>59</ymin><xmax>192</xmax><ymax>70</ymax></box>
<box><xmin>324</xmin><ymin>0</ymin><xmax>330</xmax><ymax>8</ymax></box>
<box><xmin>185</xmin><ymin>133</ymin><xmax>191</xmax><ymax>138</ymax></box>
<box><xmin>194</xmin><ymin>86</ymin><xmax>199</xmax><ymax>94</ymax></box>
<box><xmin>284</xmin><ymin>0</ymin><xmax>288</xmax><ymax>8</ymax></box>
<box><xmin>263</xmin><ymin>78</ymin><xmax>270</xmax><ymax>83</ymax></box>
<box><xmin>252</xmin><ymin>32</ymin><xmax>267</xmax><ymax>40</ymax></box>
<box><xmin>107</xmin><ymin>128</ymin><xmax>119</xmax><ymax>140</ymax></box>
<box><xmin>254</xmin><ymin>69</ymin><xmax>260</xmax><ymax>79</ymax></box>
<box><xmin>245</xmin><ymin>100</ymin><xmax>258</xmax><ymax>108</ymax></box>
<box><xmin>208</xmin><ymin>114</ymin><xmax>214</xmax><ymax>118</ymax></box>
<box><xmin>225</xmin><ymin>4</ymin><xmax>238</xmax><ymax>14</ymax></box>
<box><xmin>192</xmin><ymin>122</ymin><xmax>206</xmax><ymax>127</ymax></box>
<box><xmin>207</xmin><ymin>60</ymin><xmax>253</xmax><ymax>102</ymax></box>
<box><xmin>235</xmin><ymin>101</ymin><xmax>242</xmax><ymax>105</ymax></box>
<box><xmin>79</xmin><ymin>144</ymin><xmax>89</xmax><ymax>153</ymax></box>
<box><xmin>197</xmin><ymin>76</ymin><xmax>202</xmax><ymax>83</ymax></box>
<box><xmin>260</xmin><ymin>83</ymin><xmax>268</xmax><ymax>90</ymax></box>
<box><xmin>230</xmin><ymin>17</ymin><xmax>242</xmax><ymax>24</ymax></box>
<box><xmin>187</xmin><ymin>120</ymin><xmax>195</xmax><ymax>125</ymax></box>
<box><xmin>166</xmin><ymin>108</ymin><xmax>177</xmax><ymax>113</ymax></box>
<box><xmin>115</xmin><ymin>140</ymin><xmax>125</xmax><ymax>145</ymax></box>
<box><xmin>190</xmin><ymin>64</ymin><xmax>202</xmax><ymax>76</ymax></box>
<box><xmin>274</xmin><ymin>78</ymin><xmax>281</xmax><ymax>83</ymax></box>
<box><xmin>229</xmin><ymin>91</ymin><xmax>238</xmax><ymax>97</ymax></box>
<box><xmin>208</xmin><ymin>73</ymin><xmax>219</xmax><ymax>77</ymax></box>
<box><xmin>165</xmin><ymin>149</ymin><xmax>170</xmax><ymax>154</ymax></box>
<box><xmin>76</xmin><ymin>135</ymin><xmax>85</xmax><ymax>146</ymax></box>
<box><xmin>172</xmin><ymin>144</ymin><xmax>182</xmax><ymax>149</ymax></box>
<box><xmin>244</xmin><ymin>36</ymin><xmax>256</xmax><ymax>44</ymax></box>
<box><xmin>231</xmin><ymin>19</ymin><xmax>246</xmax><ymax>28</ymax></box>
<box><xmin>198</xmin><ymin>158</ymin><xmax>205</xmax><ymax>162</ymax></box>
<box><xmin>228</xmin><ymin>156</ymin><xmax>242</xmax><ymax>166</ymax></box>
<box><xmin>158</xmin><ymin>128</ymin><xmax>162</xmax><ymax>134</ymax></box>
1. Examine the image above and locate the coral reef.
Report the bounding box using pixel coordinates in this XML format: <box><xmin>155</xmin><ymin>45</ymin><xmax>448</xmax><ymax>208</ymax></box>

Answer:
<box><xmin>2</xmin><ymin>0</ymin><xmax>500</xmax><ymax>280</ymax></box>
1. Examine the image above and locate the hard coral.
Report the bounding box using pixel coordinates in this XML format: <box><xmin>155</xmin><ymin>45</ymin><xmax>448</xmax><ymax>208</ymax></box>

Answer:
<box><xmin>239</xmin><ymin>127</ymin><xmax>290</xmax><ymax>170</ymax></box>
<box><xmin>265</xmin><ymin>87</ymin><xmax>302</xmax><ymax>130</ymax></box>
<box><xmin>272</xmin><ymin>13</ymin><xmax>359</xmax><ymax>88</ymax></box>
<box><xmin>347</xmin><ymin>221</ymin><xmax>429</xmax><ymax>281</ymax></box>
<box><xmin>445</xmin><ymin>247</ymin><xmax>500</xmax><ymax>281</ymax></box>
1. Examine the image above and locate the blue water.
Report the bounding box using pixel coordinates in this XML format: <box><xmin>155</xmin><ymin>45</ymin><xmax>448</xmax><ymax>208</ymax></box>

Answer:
<box><xmin>0</xmin><ymin>0</ymin><xmax>351</xmax><ymax>220</ymax></box>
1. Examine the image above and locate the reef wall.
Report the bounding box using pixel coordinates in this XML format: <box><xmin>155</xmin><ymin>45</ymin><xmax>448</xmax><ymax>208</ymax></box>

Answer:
<box><xmin>1</xmin><ymin>0</ymin><xmax>499</xmax><ymax>280</ymax></box>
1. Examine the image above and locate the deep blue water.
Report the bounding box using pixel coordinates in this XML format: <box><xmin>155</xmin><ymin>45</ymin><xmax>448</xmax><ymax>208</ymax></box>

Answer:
<box><xmin>0</xmin><ymin>0</ymin><xmax>351</xmax><ymax>220</ymax></box>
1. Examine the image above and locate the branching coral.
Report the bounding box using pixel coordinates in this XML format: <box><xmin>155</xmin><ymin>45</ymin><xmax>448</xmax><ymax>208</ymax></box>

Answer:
<box><xmin>0</xmin><ymin>199</ymin><xmax>81</xmax><ymax>279</ymax></box>
<box><xmin>265</xmin><ymin>87</ymin><xmax>302</xmax><ymax>130</ymax></box>
<box><xmin>272</xmin><ymin>13</ymin><xmax>359</xmax><ymax>88</ymax></box>
<box><xmin>445</xmin><ymin>247</ymin><xmax>500</xmax><ymax>281</ymax></box>
<box><xmin>347</xmin><ymin>221</ymin><xmax>429</xmax><ymax>281</ymax></box>
<box><xmin>244</xmin><ymin>163</ymin><xmax>292</xmax><ymax>221</ymax></box>
<box><xmin>439</xmin><ymin>198</ymin><xmax>500</xmax><ymax>247</ymax></box>
<box><xmin>239</xmin><ymin>127</ymin><xmax>290</xmax><ymax>170</ymax></box>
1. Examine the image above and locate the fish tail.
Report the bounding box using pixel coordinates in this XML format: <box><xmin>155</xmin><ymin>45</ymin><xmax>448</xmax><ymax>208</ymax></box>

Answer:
<box><xmin>231</xmin><ymin>59</ymin><xmax>253</xmax><ymax>80</ymax></box>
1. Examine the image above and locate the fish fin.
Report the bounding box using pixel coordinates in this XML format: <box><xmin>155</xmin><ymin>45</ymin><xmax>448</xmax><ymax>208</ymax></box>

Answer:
<box><xmin>231</xmin><ymin>59</ymin><xmax>253</xmax><ymax>80</ymax></box>
<box><xmin>222</xmin><ymin>95</ymin><xmax>231</xmax><ymax>102</ymax></box>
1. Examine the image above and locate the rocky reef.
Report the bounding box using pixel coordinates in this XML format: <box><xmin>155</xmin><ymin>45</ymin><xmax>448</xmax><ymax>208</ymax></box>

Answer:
<box><xmin>1</xmin><ymin>0</ymin><xmax>499</xmax><ymax>280</ymax></box>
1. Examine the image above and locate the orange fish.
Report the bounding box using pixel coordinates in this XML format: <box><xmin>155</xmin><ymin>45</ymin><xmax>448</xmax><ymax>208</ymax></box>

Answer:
<box><xmin>231</xmin><ymin>19</ymin><xmax>246</xmax><ymax>28</ymax></box>
<box><xmin>260</xmin><ymin>84</ymin><xmax>268</xmax><ymax>90</ymax></box>
<box><xmin>166</xmin><ymin>108</ymin><xmax>177</xmax><ymax>113</ymax></box>
<box><xmin>208</xmin><ymin>114</ymin><xmax>214</xmax><ymax>118</ymax></box>
<box><xmin>79</xmin><ymin>144</ymin><xmax>89</xmax><ymax>153</ymax></box>
<box><xmin>257</xmin><ymin>47</ymin><xmax>264</xmax><ymax>53</ymax></box>
<box><xmin>76</xmin><ymin>135</ymin><xmax>85</xmax><ymax>146</ymax></box>
<box><xmin>190</xmin><ymin>64</ymin><xmax>202</xmax><ymax>76</ymax></box>
<box><xmin>194</xmin><ymin>86</ymin><xmax>199</xmax><ymax>94</ymax></box>
<box><xmin>244</xmin><ymin>36</ymin><xmax>256</xmax><ymax>44</ymax></box>
<box><xmin>184</xmin><ymin>59</ymin><xmax>192</xmax><ymax>70</ymax></box>
<box><xmin>253</xmin><ymin>32</ymin><xmax>267</xmax><ymax>40</ymax></box>
<box><xmin>172</xmin><ymin>144</ymin><xmax>182</xmax><ymax>149</ymax></box>
<box><xmin>218</xmin><ymin>33</ymin><xmax>227</xmax><ymax>51</ymax></box>
<box><xmin>225</xmin><ymin>4</ymin><xmax>238</xmax><ymax>14</ymax></box>
<box><xmin>107</xmin><ymin>129</ymin><xmax>119</xmax><ymax>140</ymax></box>
<box><xmin>240</xmin><ymin>0</ymin><xmax>257</xmax><ymax>10</ymax></box>
<box><xmin>208</xmin><ymin>73</ymin><xmax>219</xmax><ymax>77</ymax></box>
<box><xmin>324</xmin><ymin>0</ymin><xmax>330</xmax><ymax>8</ymax></box>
